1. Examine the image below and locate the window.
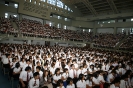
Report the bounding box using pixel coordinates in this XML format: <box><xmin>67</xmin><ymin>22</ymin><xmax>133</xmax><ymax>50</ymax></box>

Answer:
<box><xmin>57</xmin><ymin>0</ymin><xmax>64</xmax><ymax>8</ymax></box>
<box><xmin>130</xmin><ymin>28</ymin><xmax>133</xmax><ymax>34</ymax></box>
<box><xmin>122</xmin><ymin>28</ymin><xmax>124</xmax><ymax>33</ymax></box>
<box><xmin>34</xmin><ymin>1</ymin><xmax>37</xmax><ymax>4</ymax></box>
<box><xmin>13</xmin><ymin>15</ymin><xmax>17</xmax><ymax>17</ymax></box>
<box><xmin>65</xmin><ymin>5</ymin><xmax>67</xmax><ymax>10</ymax></box>
<box><xmin>14</xmin><ymin>4</ymin><xmax>18</xmax><ymax>8</ymax></box>
<box><xmin>64</xmin><ymin>25</ymin><xmax>67</xmax><ymax>29</ymax></box>
<box><xmin>57</xmin><ymin>23</ymin><xmax>60</xmax><ymax>28</ymax></box>
<box><xmin>30</xmin><ymin>0</ymin><xmax>32</xmax><ymax>2</ymax></box>
<box><xmin>64</xmin><ymin>18</ymin><xmax>67</xmax><ymax>21</ymax></box>
<box><xmin>68</xmin><ymin>7</ymin><xmax>70</xmax><ymax>11</ymax></box>
<box><xmin>103</xmin><ymin>22</ymin><xmax>104</xmax><ymax>23</ymax></box>
<box><xmin>49</xmin><ymin>22</ymin><xmax>52</xmax><ymax>26</ymax></box>
<box><xmin>88</xmin><ymin>29</ymin><xmax>91</xmax><ymax>32</ymax></box>
<box><xmin>47</xmin><ymin>0</ymin><xmax>56</xmax><ymax>6</ymax></box>
<box><xmin>71</xmin><ymin>10</ymin><xmax>73</xmax><ymax>12</ymax></box>
<box><xmin>98</xmin><ymin>22</ymin><xmax>99</xmax><ymax>24</ymax></box>
<box><xmin>5</xmin><ymin>13</ymin><xmax>8</xmax><ymax>18</ymax></box>
<box><xmin>108</xmin><ymin>22</ymin><xmax>110</xmax><ymax>23</ymax></box>
<box><xmin>41</xmin><ymin>0</ymin><xmax>45</xmax><ymax>2</ymax></box>
<box><xmin>83</xmin><ymin>29</ymin><xmax>85</xmax><ymax>32</ymax></box>
<box><xmin>131</xmin><ymin>18</ymin><xmax>133</xmax><ymax>21</ymax></box>
<box><xmin>58</xmin><ymin>16</ymin><xmax>60</xmax><ymax>19</ymax></box>
<box><xmin>39</xmin><ymin>3</ymin><xmax>41</xmax><ymax>5</ymax></box>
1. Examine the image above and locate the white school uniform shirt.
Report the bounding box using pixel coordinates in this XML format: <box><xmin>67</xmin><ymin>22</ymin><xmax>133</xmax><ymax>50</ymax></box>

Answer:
<box><xmin>38</xmin><ymin>71</ymin><xmax>43</xmax><ymax>78</ymax></box>
<box><xmin>107</xmin><ymin>73</ymin><xmax>114</xmax><ymax>83</ymax></box>
<box><xmin>10</xmin><ymin>62</ymin><xmax>17</xmax><ymax>68</ymax></box>
<box><xmin>49</xmin><ymin>67</ymin><xmax>56</xmax><ymax>75</ymax></box>
<box><xmin>66</xmin><ymin>84</ymin><xmax>75</xmax><ymax>88</ymax></box>
<box><xmin>82</xmin><ymin>68</ymin><xmax>87</xmax><ymax>75</ymax></box>
<box><xmin>92</xmin><ymin>77</ymin><xmax>100</xmax><ymax>85</ymax></box>
<box><xmin>62</xmin><ymin>73</ymin><xmax>69</xmax><ymax>81</ymax></box>
<box><xmin>22</xmin><ymin>64</ymin><xmax>32</xmax><ymax>71</ymax></box>
<box><xmin>13</xmin><ymin>67</ymin><xmax>21</xmax><ymax>73</ymax></box>
<box><xmin>97</xmin><ymin>75</ymin><xmax>105</xmax><ymax>83</ymax></box>
<box><xmin>86</xmin><ymin>80</ymin><xmax>92</xmax><ymax>87</ymax></box>
<box><xmin>2</xmin><ymin>57</ymin><xmax>9</xmax><ymax>64</ymax></box>
<box><xmin>19</xmin><ymin>71</ymin><xmax>33</xmax><ymax>81</ymax></box>
<box><xmin>69</xmin><ymin>69</ymin><xmax>77</xmax><ymax>79</ymax></box>
<box><xmin>55</xmin><ymin>61</ymin><xmax>62</xmax><ymax>68</ymax></box>
<box><xmin>29</xmin><ymin>78</ymin><xmax>39</xmax><ymax>88</ymax></box>
<box><xmin>53</xmin><ymin>74</ymin><xmax>61</xmax><ymax>84</ymax></box>
<box><xmin>74</xmin><ymin>63</ymin><xmax>78</xmax><ymax>69</ymax></box>
<box><xmin>77</xmin><ymin>69</ymin><xmax>83</xmax><ymax>77</ymax></box>
<box><xmin>110</xmin><ymin>84</ymin><xmax>115</xmax><ymax>88</ymax></box>
<box><xmin>65</xmin><ymin>65</ymin><xmax>70</xmax><ymax>71</ymax></box>
<box><xmin>57</xmin><ymin>86</ymin><xmax>64</xmax><ymax>88</ymax></box>
<box><xmin>120</xmin><ymin>80</ymin><xmax>126</xmax><ymax>88</ymax></box>
<box><xmin>20</xmin><ymin>61</ymin><xmax>26</xmax><ymax>68</ymax></box>
<box><xmin>76</xmin><ymin>80</ymin><xmax>86</xmax><ymax>88</ymax></box>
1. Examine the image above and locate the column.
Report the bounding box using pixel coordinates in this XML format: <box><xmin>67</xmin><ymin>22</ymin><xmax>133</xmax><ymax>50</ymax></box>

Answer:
<box><xmin>114</xmin><ymin>27</ymin><xmax>117</xmax><ymax>35</ymax></box>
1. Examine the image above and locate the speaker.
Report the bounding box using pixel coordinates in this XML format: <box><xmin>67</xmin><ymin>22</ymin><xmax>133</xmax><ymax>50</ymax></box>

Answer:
<box><xmin>50</xmin><ymin>13</ymin><xmax>53</xmax><ymax>17</ymax></box>
<box><xmin>5</xmin><ymin>1</ymin><xmax>9</xmax><ymax>5</ymax></box>
<box><xmin>123</xmin><ymin>19</ymin><xmax>126</xmax><ymax>22</ymax></box>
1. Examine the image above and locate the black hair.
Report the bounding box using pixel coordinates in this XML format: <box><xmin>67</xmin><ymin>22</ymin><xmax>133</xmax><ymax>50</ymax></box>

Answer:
<box><xmin>87</xmin><ymin>74</ymin><xmax>93</xmax><ymax>81</ymax></box>
<box><xmin>78</xmin><ymin>74</ymin><xmax>84</xmax><ymax>81</ymax></box>
<box><xmin>63</xmin><ymin>68</ymin><xmax>68</xmax><ymax>72</ymax></box>
<box><xmin>36</xmin><ymin>66</ymin><xmax>41</xmax><ymax>70</ymax></box>
<box><xmin>111</xmin><ymin>78</ymin><xmax>120</xmax><ymax>84</ymax></box>
<box><xmin>25</xmin><ymin>66</ymin><xmax>31</xmax><ymax>71</ymax></box>
<box><xmin>15</xmin><ymin>62</ymin><xmax>20</xmax><ymax>68</ymax></box>
<box><xmin>54</xmin><ymin>68</ymin><xmax>60</xmax><ymax>75</ymax></box>
<box><xmin>33</xmin><ymin>72</ymin><xmax>39</xmax><ymax>77</ymax></box>
<box><xmin>57</xmin><ymin>79</ymin><xmax>63</xmax><ymax>87</ymax></box>
<box><xmin>103</xmin><ymin>83</ymin><xmax>110</xmax><ymax>88</ymax></box>
<box><xmin>66</xmin><ymin>77</ymin><xmax>73</xmax><ymax>85</ymax></box>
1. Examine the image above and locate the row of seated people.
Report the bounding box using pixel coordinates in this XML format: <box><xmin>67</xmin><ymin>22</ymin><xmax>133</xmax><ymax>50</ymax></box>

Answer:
<box><xmin>15</xmin><ymin>18</ymin><xmax>92</xmax><ymax>42</ymax></box>
<box><xmin>119</xmin><ymin>34</ymin><xmax>133</xmax><ymax>51</ymax></box>
<box><xmin>0</xmin><ymin>17</ymin><xmax>18</xmax><ymax>35</ymax></box>
<box><xmin>92</xmin><ymin>33</ymin><xmax>125</xmax><ymax>49</ymax></box>
<box><xmin>0</xmin><ymin>43</ymin><xmax>133</xmax><ymax>88</ymax></box>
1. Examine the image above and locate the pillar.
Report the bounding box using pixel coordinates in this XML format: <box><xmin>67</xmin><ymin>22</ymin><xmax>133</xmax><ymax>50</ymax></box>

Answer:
<box><xmin>114</xmin><ymin>27</ymin><xmax>117</xmax><ymax>35</ymax></box>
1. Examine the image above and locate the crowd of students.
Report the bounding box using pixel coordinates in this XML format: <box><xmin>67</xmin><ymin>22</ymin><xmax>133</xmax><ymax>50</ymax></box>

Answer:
<box><xmin>119</xmin><ymin>34</ymin><xmax>133</xmax><ymax>51</ymax></box>
<box><xmin>0</xmin><ymin>43</ymin><xmax>133</xmax><ymax>88</ymax></box>
<box><xmin>92</xmin><ymin>33</ymin><xmax>125</xmax><ymax>49</ymax></box>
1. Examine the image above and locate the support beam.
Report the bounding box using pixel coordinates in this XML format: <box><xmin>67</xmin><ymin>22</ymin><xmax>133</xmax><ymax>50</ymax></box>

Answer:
<box><xmin>107</xmin><ymin>0</ymin><xmax>119</xmax><ymax>14</ymax></box>
<box><xmin>82</xmin><ymin>0</ymin><xmax>97</xmax><ymax>16</ymax></box>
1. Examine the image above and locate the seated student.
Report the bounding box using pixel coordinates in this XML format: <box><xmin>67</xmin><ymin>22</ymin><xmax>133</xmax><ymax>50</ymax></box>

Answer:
<box><xmin>120</xmin><ymin>75</ymin><xmax>128</xmax><ymax>88</ymax></box>
<box><xmin>76</xmin><ymin>74</ymin><xmax>86</xmax><ymax>88</ymax></box>
<box><xmin>52</xmin><ymin>68</ymin><xmax>62</xmax><ymax>88</ymax></box>
<box><xmin>36</xmin><ymin>66</ymin><xmax>43</xmax><ymax>78</ymax></box>
<box><xmin>40</xmin><ymin>70</ymin><xmax>51</xmax><ymax>87</ymax></box>
<box><xmin>2</xmin><ymin>54</ymin><xmax>10</xmax><ymax>68</ymax></box>
<box><xmin>66</xmin><ymin>77</ymin><xmax>75</xmax><ymax>88</ymax></box>
<box><xmin>86</xmin><ymin>74</ymin><xmax>93</xmax><ymax>88</ymax></box>
<box><xmin>10</xmin><ymin>58</ymin><xmax>17</xmax><ymax>69</ymax></box>
<box><xmin>57</xmin><ymin>79</ymin><xmax>65</xmax><ymax>88</ymax></box>
<box><xmin>12</xmin><ymin>62</ymin><xmax>21</xmax><ymax>79</ymax></box>
<box><xmin>110</xmin><ymin>79</ymin><xmax>120</xmax><ymax>88</ymax></box>
<box><xmin>29</xmin><ymin>72</ymin><xmax>40</xmax><ymax>88</ymax></box>
<box><xmin>107</xmin><ymin>70</ymin><xmax>116</xmax><ymax>83</ymax></box>
<box><xmin>19</xmin><ymin>66</ymin><xmax>33</xmax><ymax>88</ymax></box>
<box><xmin>62</xmin><ymin>68</ymin><xmax>69</xmax><ymax>88</ymax></box>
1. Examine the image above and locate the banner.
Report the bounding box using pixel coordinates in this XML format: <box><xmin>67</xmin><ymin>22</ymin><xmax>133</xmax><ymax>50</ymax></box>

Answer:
<box><xmin>18</xmin><ymin>1</ymin><xmax>50</xmax><ymax>19</ymax></box>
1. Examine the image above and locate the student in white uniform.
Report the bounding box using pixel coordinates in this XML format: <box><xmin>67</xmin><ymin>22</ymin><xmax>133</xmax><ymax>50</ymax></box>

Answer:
<box><xmin>110</xmin><ymin>79</ymin><xmax>120</xmax><ymax>88</ymax></box>
<box><xmin>86</xmin><ymin>74</ymin><xmax>93</xmax><ymax>88</ymax></box>
<box><xmin>62</xmin><ymin>68</ymin><xmax>69</xmax><ymax>88</ymax></box>
<box><xmin>69</xmin><ymin>64</ymin><xmax>78</xmax><ymax>88</ymax></box>
<box><xmin>120</xmin><ymin>75</ymin><xmax>128</xmax><ymax>88</ymax></box>
<box><xmin>19</xmin><ymin>66</ymin><xmax>33</xmax><ymax>88</ymax></box>
<box><xmin>76</xmin><ymin>74</ymin><xmax>86</xmax><ymax>88</ymax></box>
<box><xmin>29</xmin><ymin>72</ymin><xmax>40</xmax><ymax>88</ymax></box>
<box><xmin>66</xmin><ymin>77</ymin><xmax>75</xmax><ymax>88</ymax></box>
<box><xmin>12</xmin><ymin>62</ymin><xmax>21</xmax><ymax>79</ymax></box>
<box><xmin>52</xmin><ymin>68</ymin><xmax>62</xmax><ymax>88</ymax></box>
<box><xmin>35</xmin><ymin>66</ymin><xmax>43</xmax><ymax>78</ymax></box>
<box><xmin>57</xmin><ymin>79</ymin><xmax>65</xmax><ymax>88</ymax></box>
<box><xmin>22</xmin><ymin>60</ymin><xmax>32</xmax><ymax>71</ymax></box>
<box><xmin>2</xmin><ymin>54</ymin><xmax>10</xmax><ymax>68</ymax></box>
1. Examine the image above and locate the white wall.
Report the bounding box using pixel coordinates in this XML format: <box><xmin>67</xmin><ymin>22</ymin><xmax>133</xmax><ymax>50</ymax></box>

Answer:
<box><xmin>22</xmin><ymin>15</ymin><xmax>43</xmax><ymax>24</ymax></box>
<box><xmin>67</xmin><ymin>26</ymin><xmax>82</xmax><ymax>31</ymax></box>
<box><xmin>117</xmin><ymin>28</ymin><xmax>130</xmax><ymax>35</ymax></box>
<box><xmin>0</xmin><ymin>38</ymin><xmax>24</xmax><ymax>44</ymax></box>
<box><xmin>97</xmin><ymin>28</ymin><xmax>114</xmax><ymax>33</ymax></box>
<box><xmin>31</xmin><ymin>40</ymin><xmax>45</xmax><ymax>45</ymax></box>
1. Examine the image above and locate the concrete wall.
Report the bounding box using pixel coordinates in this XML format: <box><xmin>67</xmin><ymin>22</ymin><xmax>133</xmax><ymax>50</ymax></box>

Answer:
<box><xmin>97</xmin><ymin>28</ymin><xmax>114</xmax><ymax>33</ymax></box>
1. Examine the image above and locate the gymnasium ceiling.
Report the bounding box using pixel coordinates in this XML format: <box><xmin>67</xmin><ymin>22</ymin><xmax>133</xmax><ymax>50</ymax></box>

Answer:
<box><xmin>62</xmin><ymin>0</ymin><xmax>133</xmax><ymax>16</ymax></box>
